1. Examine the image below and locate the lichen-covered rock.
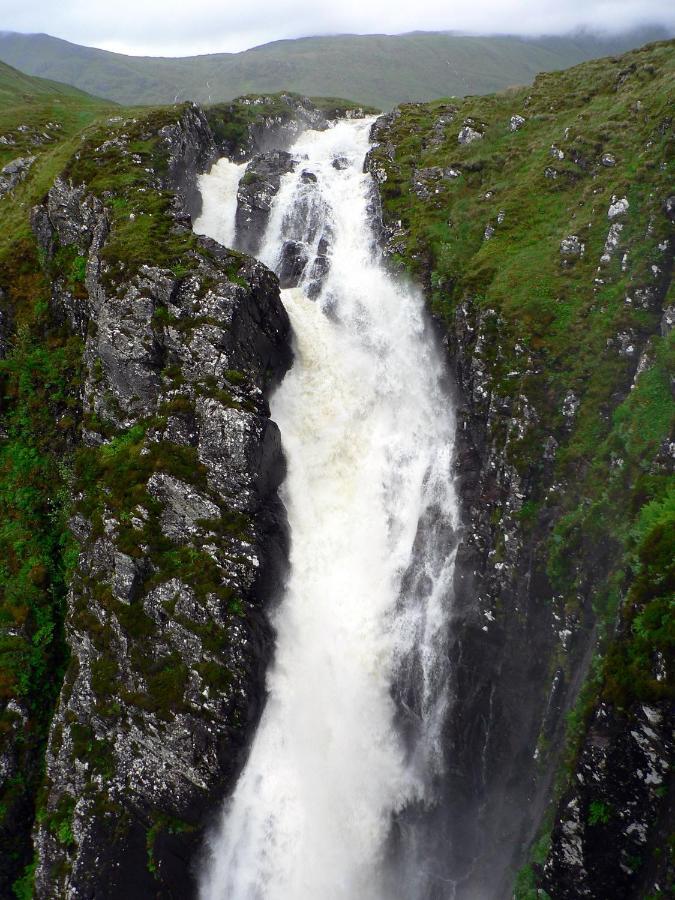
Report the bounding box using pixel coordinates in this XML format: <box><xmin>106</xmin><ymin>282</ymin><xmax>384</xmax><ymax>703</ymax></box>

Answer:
<box><xmin>608</xmin><ymin>196</ymin><xmax>630</xmax><ymax>219</ymax></box>
<box><xmin>426</xmin><ymin>107</ymin><xmax>457</xmax><ymax>146</ymax></box>
<box><xmin>458</xmin><ymin>125</ymin><xmax>483</xmax><ymax>144</ymax></box>
<box><xmin>28</xmin><ymin>105</ymin><xmax>292</xmax><ymax>899</ymax></box>
<box><xmin>660</xmin><ymin>304</ymin><xmax>674</xmax><ymax>336</ymax></box>
<box><xmin>560</xmin><ymin>235</ymin><xmax>585</xmax><ymax>259</ymax></box>
<box><xmin>544</xmin><ymin>701</ymin><xmax>673</xmax><ymax>899</ymax></box>
<box><xmin>0</xmin><ymin>154</ymin><xmax>36</xmax><ymax>197</ymax></box>
<box><xmin>600</xmin><ymin>221</ymin><xmax>624</xmax><ymax>264</ymax></box>
<box><xmin>510</xmin><ymin>115</ymin><xmax>526</xmax><ymax>131</ymax></box>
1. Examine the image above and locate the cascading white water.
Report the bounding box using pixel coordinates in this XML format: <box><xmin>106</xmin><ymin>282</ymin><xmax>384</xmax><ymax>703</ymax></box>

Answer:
<box><xmin>195</xmin><ymin>119</ymin><xmax>459</xmax><ymax>900</ymax></box>
<box><xmin>194</xmin><ymin>156</ymin><xmax>246</xmax><ymax>249</ymax></box>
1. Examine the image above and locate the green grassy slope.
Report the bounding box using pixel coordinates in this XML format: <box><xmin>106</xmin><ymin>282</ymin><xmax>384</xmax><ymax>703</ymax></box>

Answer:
<box><xmin>0</xmin><ymin>27</ymin><xmax>670</xmax><ymax>109</ymax></box>
<box><xmin>0</xmin><ymin>63</ymin><xmax>113</xmax><ymax>893</ymax></box>
<box><xmin>0</xmin><ymin>59</ymin><xmax>95</xmax><ymax>104</ymax></box>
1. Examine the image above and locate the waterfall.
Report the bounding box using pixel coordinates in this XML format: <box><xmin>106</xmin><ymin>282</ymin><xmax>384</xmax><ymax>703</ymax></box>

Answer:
<box><xmin>195</xmin><ymin>156</ymin><xmax>246</xmax><ymax>249</ymax></box>
<box><xmin>195</xmin><ymin>118</ymin><xmax>459</xmax><ymax>900</ymax></box>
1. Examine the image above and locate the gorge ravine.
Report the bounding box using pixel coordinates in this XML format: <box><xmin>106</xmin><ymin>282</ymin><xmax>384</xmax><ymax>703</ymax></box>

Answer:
<box><xmin>195</xmin><ymin>119</ymin><xmax>461</xmax><ymax>898</ymax></box>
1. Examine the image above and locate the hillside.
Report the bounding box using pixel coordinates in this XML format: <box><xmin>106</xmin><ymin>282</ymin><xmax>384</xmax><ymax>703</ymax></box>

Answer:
<box><xmin>367</xmin><ymin>37</ymin><xmax>674</xmax><ymax>897</ymax></box>
<box><xmin>0</xmin><ymin>64</ymin><xmax>113</xmax><ymax>893</ymax></box>
<box><xmin>0</xmin><ymin>27</ymin><xmax>669</xmax><ymax>109</ymax></box>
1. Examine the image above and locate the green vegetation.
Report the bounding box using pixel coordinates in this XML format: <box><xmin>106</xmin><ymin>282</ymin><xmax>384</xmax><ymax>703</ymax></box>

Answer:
<box><xmin>0</xmin><ymin>66</ymin><xmax>111</xmax><ymax>891</ymax></box>
<box><xmin>588</xmin><ymin>800</ymin><xmax>612</xmax><ymax>825</ymax></box>
<box><xmin>513</xmin><ymin>825</ymin><xmax>553</xmax><ymax>900</ymax></box>
<box><xmin>145</xmin><ymin>812</ymin><xmax>195</xmax><ymax>876</ymax></box>
<box><xmin>0</xmin><ymin>28</ymin><xmax>668</xmax><ymax>109</ymax></box>
<box><xmin>37</xmin><ymin>794</ymin><xmax>76</xmax><ymax>849</ymax></box>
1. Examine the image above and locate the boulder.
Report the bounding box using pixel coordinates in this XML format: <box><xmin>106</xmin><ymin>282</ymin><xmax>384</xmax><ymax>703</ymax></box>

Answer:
<box><xmin>458</xmin><ymin>126</ymin><xmax>483</xmax><ymax>145</ymax></box>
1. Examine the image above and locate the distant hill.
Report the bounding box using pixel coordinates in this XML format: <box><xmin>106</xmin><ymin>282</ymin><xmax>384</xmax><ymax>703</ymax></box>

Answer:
<box><xmin>0</xmin><ymin>28</ymin><xmax>670</xmax><ymax>109</ymax></box>
<box><xmin>0</xmin><ymin>57</ymin><xmax>103</xmax><ymax>106</ymax></box>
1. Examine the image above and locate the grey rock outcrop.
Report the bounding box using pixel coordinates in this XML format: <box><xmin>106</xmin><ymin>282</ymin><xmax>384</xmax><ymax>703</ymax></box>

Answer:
<box><xmin>600</xmin><ymin>222</ymin><xmax>624</xmax><ymax>264</ymax></box>
<box><xmin>608</xmin><ymin>196</ymin><xmax>630</xmax><ymax>219</ymax></box>
<box><xmin>0</xmin><ymin>155</ymin><xmax>36</xmax><ymax>198</ymax></box>
<box><xmin>560</xmin><ymin>234</ymin><xmax>585</xmax><ymax>261</ymax></box>
<box><xmin>28</xmin><ymin>105</ymin><xmax>292</xmax><ymax>899</ymax></box>
<box><xmin>458</xmin><ymin>125</ymin><xmax>483</xmax><ymax>145</ymax></box>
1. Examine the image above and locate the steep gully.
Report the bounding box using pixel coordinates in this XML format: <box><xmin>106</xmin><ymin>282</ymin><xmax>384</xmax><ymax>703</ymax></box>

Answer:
<box><xmin>194</xmin><ymin>120</ymin><xmax>463</xmax><ymax>898</ymax></box>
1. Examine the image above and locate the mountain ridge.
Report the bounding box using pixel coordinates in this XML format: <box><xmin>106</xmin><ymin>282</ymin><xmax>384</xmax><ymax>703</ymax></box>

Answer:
<box><xmin>0</xmin><ymin>27</ymin><xmax>670</xmax><ymax>108</ymax></box>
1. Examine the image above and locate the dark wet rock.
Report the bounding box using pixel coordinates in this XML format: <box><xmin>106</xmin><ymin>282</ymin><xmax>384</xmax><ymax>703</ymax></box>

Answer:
<box><xmin>235</xmin><ymin>150</ymin><xmax>295</xmax><ymax>254</ymax></box>
<box><xmin>159</xmin><ymin>102</ymin><xmax>217</xmax><ymax>219</ymax></box>
<box><xmin>0</xmin><ymin>290</ymin><xmax>10</xmax><ymax>359</ymax></box>
<box><xmin>544</xmin><ymin>701</ymin><xmax>673</xmax><ymax>900</ymax></box>
<box><xmin>664</xmin><ymin>195</ymin><xmax>675</xmax><ymax>222</ymax></box>
<box><xmin>301</xmin><ymin>169</ymin><xmax>317</xmax><ymax>183</ymax></box>
<box><xmin>306</xmin><ymin>255</ymin><xmax>331</xmax><ymax>300</ymax></box>
<box><xmin>332</xmin><ymin>155</ymin><xmax>350</xmax><ymax>170</ymax></box>
<box><xmin>278</xmin><ymin>239</ymin><xmax>309</xmax><ymax>288</ymax></box>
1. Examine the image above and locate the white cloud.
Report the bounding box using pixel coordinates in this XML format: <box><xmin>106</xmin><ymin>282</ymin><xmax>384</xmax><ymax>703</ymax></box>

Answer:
<box><xmin>2</xmin><ymin>0</ymin><xmax>674</xmax><ymax>55</ymax></box>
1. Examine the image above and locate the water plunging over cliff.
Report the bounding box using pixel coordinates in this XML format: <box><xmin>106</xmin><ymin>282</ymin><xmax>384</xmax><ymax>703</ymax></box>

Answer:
<box><xmin>195</xmin><ymin>119</ymin><xmax>459</xmax><ymax>900</ymax></box>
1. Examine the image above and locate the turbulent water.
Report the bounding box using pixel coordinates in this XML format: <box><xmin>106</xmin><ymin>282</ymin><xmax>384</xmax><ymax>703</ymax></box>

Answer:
<box><xmin>195</xmin><ymin>119</ymin><xmax>459</xmax><ymax>900</ymax></box>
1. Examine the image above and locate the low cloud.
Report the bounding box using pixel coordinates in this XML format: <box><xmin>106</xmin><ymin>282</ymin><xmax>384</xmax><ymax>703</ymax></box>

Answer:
<box><xmin>4</xmin><ymin>0</ymin><xmax>674</xmax><ymax>55</ymax></box>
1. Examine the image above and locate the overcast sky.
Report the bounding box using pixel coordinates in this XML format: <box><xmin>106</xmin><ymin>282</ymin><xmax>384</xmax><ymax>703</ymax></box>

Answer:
<box><xmin>1</xmin><ymin>0</ymin><xmax>673</xmax><ymax>56</ymax></box>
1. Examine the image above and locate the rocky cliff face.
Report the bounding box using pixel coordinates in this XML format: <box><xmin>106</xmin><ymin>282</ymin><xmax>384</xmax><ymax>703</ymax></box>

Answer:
<box><xmin>366</xmin><ymin>39</ymin><xmax>674</xmax><ymax>899</ymax></box>
<box><xmin>25</xmin><ymin>104</ymin><xmax>291</xmax><ymax>898</ymax></box>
